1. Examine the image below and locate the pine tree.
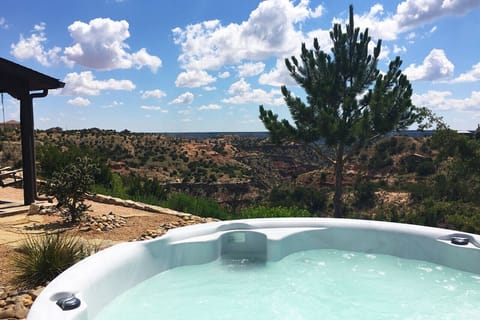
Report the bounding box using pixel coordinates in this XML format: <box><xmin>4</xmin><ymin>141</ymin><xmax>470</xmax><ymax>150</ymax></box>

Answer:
<box><xmin>259</xmin><ymin>5</ymin><xmax>425</xmax><ymax>217</ymax></box>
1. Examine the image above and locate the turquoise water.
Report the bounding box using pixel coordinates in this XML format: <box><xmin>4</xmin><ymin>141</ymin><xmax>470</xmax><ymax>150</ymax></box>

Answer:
<box><xmin>95</xmin><ymin>249</ymin><xmax>480</xmax><ymax>319</ymax></box>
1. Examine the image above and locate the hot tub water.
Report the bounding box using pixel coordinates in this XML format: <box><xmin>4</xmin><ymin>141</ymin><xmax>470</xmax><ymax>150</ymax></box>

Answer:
<box><xmin>95</xmin><ymin>249</ymin><xmax>480</xmax><ymax>320</ymax></box>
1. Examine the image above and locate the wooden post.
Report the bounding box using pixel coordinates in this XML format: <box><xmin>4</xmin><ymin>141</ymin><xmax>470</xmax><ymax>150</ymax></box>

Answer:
<box><xmin>20</xmin><ymin>93</ymin><xmax>35</xmax><ymax>205</ymax></box>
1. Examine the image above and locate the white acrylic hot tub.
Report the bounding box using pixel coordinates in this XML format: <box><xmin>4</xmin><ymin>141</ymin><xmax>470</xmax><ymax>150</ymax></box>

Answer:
<box><xmin>27</xmin><ymin>218</ymin><xmax>480</xmax><ymax>319</ymax></box>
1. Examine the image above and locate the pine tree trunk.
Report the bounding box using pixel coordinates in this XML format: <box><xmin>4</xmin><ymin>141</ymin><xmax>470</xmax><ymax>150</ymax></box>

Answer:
<box><xmin>333</xmin><ymin>144</ymin><xmax>344</xmax><ymax>218</ymax></box>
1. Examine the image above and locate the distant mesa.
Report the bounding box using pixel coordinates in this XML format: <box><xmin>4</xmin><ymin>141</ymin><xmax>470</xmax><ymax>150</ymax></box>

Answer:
<box><xmin>1</xmin><ymin>119</ymin><xmax>20</xmax><ymax>130</ymax></box>
<box><xmin>46</xmin><ymin>127</ymin><xmax>63</xmax><ymax>132</ymax></box>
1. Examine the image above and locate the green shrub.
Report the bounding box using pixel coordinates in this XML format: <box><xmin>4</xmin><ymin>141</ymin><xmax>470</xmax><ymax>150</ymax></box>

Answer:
<box><xmin>416</xmin><ymin>159</ymin><xmax>435</xmax><ymax>176</ymax></box>
<box><xmin>445</xmin><ymin>211</ymin><xmax>480</xmax><ymax>234</ymax></box>
<box><xmin>163</xmin><ymin>193</ymin><xmax>229</xmax><ymax>219</ymax></box>
<box><xmin>368</xmin><ymin>152</ymin><xmax>393</xmax><ymax>170</ymax></box>
<box><xmin>269</xmin><ymin>186</ymin><xmax>327</xmax><ymax>214</ymax></box>
<box><xmin>12</xmin><ymin>233</ymin><xmax>90</xmax><ymax>288</ymax></box>
<box><xmin>92</xmin><ymin>173</ymin><xmax>128</xmax><ymax>199</ymax></box>
<box><xmin>406</xmin><ymin>199</ymin><xmax>444</xmax><ymax>227</ymax></box>
<box><xmin>353</xmin><ymin>178</ymin><xmax>376</xmax><ymax>209</ymax></box>
<box><xmin>238</xmin><ymin>206</ymin><xmax>312</xmax><ymax>219</ymax></box>
<box><xmin>404</xmin><ymin>182</ymin><xmax>432</xmax><ymax>203</ymax></box>
<box><xmin>37</xmin><ymin>144</ymin><xmax>84</xmax><ymax>179</ymax></box>
<box><xmin>124</xmin><ymin>175</ymin><xmax>167</xmax><ymax>204</ymax></box>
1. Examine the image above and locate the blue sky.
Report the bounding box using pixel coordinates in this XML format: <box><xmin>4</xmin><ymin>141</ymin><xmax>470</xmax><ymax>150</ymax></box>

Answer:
<box><xmin>1</xmin><ymin>0</ymin><xmax>479</xmax><ymax>132</ymax></box>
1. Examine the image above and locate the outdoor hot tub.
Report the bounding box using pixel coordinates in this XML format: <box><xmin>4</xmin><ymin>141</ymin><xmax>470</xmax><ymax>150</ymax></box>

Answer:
<box><xmin>28</xmin><ymin>218</ymin><xmax>480</xmax><ymax>319</ymax></box>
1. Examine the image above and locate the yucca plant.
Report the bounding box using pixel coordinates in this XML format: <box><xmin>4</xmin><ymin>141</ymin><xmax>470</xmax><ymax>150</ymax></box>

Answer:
<box><xmin>11</xmin><ymin>233</ymin><xmax>90</xmax><ymax>288</ymax></box>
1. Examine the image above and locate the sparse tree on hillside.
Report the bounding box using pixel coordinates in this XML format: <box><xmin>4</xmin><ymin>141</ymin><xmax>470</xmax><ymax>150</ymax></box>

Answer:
<box><xmin>259</xmin><ymin>5</ymin><xmax>431</xmax><ymax>217</ymax></box>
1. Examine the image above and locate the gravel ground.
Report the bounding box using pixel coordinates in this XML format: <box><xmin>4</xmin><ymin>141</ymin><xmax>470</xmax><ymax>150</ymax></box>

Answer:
<box><xmin>0</xmin><ymin>187</ymin><xmax>197</xmax><ymax>288</ymax></box>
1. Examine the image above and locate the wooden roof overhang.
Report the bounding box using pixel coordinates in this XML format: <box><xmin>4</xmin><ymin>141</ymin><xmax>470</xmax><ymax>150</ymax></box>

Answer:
<box><xmin>0</xmin><ymin>57</ymin><xmax>64</xmax><ymax>96</ymax></box>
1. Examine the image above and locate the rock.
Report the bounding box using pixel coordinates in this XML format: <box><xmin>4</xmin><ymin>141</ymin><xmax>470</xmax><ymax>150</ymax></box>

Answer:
<box><xmin>103</xmin><ymin>197</ymin><xmax>116</xmax><ymax>205</ymax></box>
<box><xmin>0</xmin><ymin>306</ymin><xmax>16</xmax><ymax>319</ymax></box>
<box><xmin>13</xmin><ymin>300</ymin><xmax>29</xmax><ymax>319</ymax></box>
<box><xmin>29</xmin><ymin>287</ymin><xmax>44</xmax><ymax>300</ymax></box>
<box><xmin>7</xmin><ymin>289</ymin><xmax>17</xmax><ymax>298</ymax></box>
<box><xmin>21</xmin><ymin>294</ymin><xmax>33</xmax><ymax>308</ymax></box>
<box><xmin>78</xmin><ymin>212</ymin><xmax>127</xmax><ymax>233</ymax></box>
<box><xmin>28</xmin><ymin>203</ymin><xmax>41</xmax><ymax>215</ymax></box>
<box><xmin>39</xmin><ymin>206</ymin><xmax>57</xmax><ymax>215</ymax></box>
<box><xmin>5</xmin><ymin>296</ymin><xmax>16</xmax><ymax>304</ymax></box>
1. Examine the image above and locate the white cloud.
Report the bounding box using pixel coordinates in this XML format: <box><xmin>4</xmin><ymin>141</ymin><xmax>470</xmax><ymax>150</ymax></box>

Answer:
<box><xmin>169</xmin><ymin>92</ymin><xmax>194</xmax><ymax>105</ymax></box>
<box><xmin>258</xmin><ymin>27</ymin><xmax>332</xmax><ymax>87</ymax></box>
<box><xmin>413</xmin><ymin>90</ymin><xmax>480</xmax><ymax>111</ymax></box>
<box><xmin>451</xmin><ymin>62</ymin><xmax>480</xmax><ymax>83</ymax></box>
<box><xmin>228</xmin><ymin>78</ymin><xmax>250</xmax><ymax>95</ymax></box>
<box><xmin>68</xmin><ymin>97</ymin><xmax>91</xmax><ymax>106</ymax></box>
<box><xmin>404</xmin><ymin>49</ymin><xmax>454</xmax><ymax>81</ymax></box>
<box><xmin>352</xmin><ymin>4</ymin><xmax>399</xmax><ymax>41</ymax></box>
<box><xmin>304</xmin><ymin>28</ymin><xmax>333</xmax><ymax>52</ymax></box>
<box><xmin>175</xmin><ymin>70</ymin><xmax>216</xmax><ymax>87</ymax></box>
<box><xmin>259</xmin><ymin>58</ymin><xmax>297</xmax><ymax>87</ymax></box>
<box><xmin>198</xmin><ymin>104</ymin><xmax>222</xmax><ymax>110</ymax></box>
<box><xmin>61</xmin><ymin>71</ymin><xmax>135</xmax><ymax>96</ymax></box>
<box><xmin>0</xmin><ymin>17</ymin><xmax>9</xmax><ymax>29</ymax></box>
<box><xmin>203</xmin><ymin>86</ymin><xmax>216</xmax><ymax>91</ymax></box>
<box><xmin>140</xmin><ymin>105</ymin><xmax>168</xmax><ymax>112</ymax></box>
<box><xmin>141</xmin><ymin>89</ymin><xmax>166</xmax><ymax>99</ymax></box>
<box><xmin>64</xmin><ymin>18</ymin><xmax>161</xmax><ymax>72</ymax></box>
<box><xmin>102</xmin><ymin>100</ymin><xmax>124</xmax><ymax>108</ymax></box>
<box><xmin>10</xmin><ymin>23</ymin><xmax>61</xmax><ymax>66</ymax></box>
<box><xmin>393</xmin><ymin>44</ymin><xmax>407</xmax><ymax>54</ymax></box>
<box><xmin>131</xmin><ymin>48</ymin><xmax>162</xmax><ymax>73</ymax></box>
<box><xmin>172</xmin><ymin>0</ymin><xmax>324</xmax><ymax>71</ymax></box>
<box><xmin>238</xmin><ymin>62</ymin><xmax>265</xmax><ymax>77</ymax></box>
<box><xmin>218</xmin><ymin>71</ymin><xmax>230</xmax><ymax>78</ymax></box>
<box><xmin>178</xmin><ymin>107</ymin><xmax>192</xmax><ymax>115</ymax></box>
<box><xmin>223</xmin><ymin>78</ymin><xmax>284</xmax><ymax>105</ymax></box>
<box><xmin>396</xmin><ymin>0</ymin><xmax>480</xmax><ymax>28</ymax></box>
<box><xmin>310</xmin><ymin>4</ymin><xmax>324</xmax><ymax>18</ymax></box>
<box><xmin>350</xmin><ymin>1</ymin><xmax>480</xmax><ymax>41</ymax></box>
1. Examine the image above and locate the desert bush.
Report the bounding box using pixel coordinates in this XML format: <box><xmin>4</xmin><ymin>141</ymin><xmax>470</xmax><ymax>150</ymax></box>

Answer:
<box><xmin>41</xmin><ymin>157</ymin><xmax>98</xmax><ymax>223</ymax></box>
<box><xmin>404</xmin><ymin>199</ymin><xmax>445</xmax><ymax>227</ymax></box>
<box><xmin>269</xmin><ymin>186</ymin><xmax>327</xmax><ymax>214</ymax></box>
<box><xmin>416</xmin><ymin>158</ymin><xmax>435</xmax><ymax>176</ymax></box>
<box><xmin>375</xmin><ymin>137</ymin><xmax>398</xmax><ymax>154</ymax></box>
<box><xmin>404</xmin><ymin>182</ymin><xmax>432</xmax><ymax>203</ymax></box>
<box><xmin>11</xmin><ymin>233</ymin><xmax>90</xmax><ymax>288</ymax></box>
<box><xmin>403</xmin><ymin>200</ymin><xmax>480</xmax><ymax>233</ymax></box>
<box><xmin>238</xmin><ymin>206</ymin><xmax>311</xmax><ymax>219</ymax></box>
<box><xmin>122</xmin><ymin>174</ymin><xmax>167</xmax><ymax>204</ymax></box>
<box><xmin>163</xmin><ymin>193</ymin><xmax>229</xmax><ymax>219</ymax></box>
<box><xmin>368</xmin><ymin>152</ymin><xmax>393</xmax><ymax>170</ymax></box>
<box><xmin>444</xmin><ymin>208</ymin><xmax>480</xmax><ymax>234</ymax></box>
<box><xmin>353</xmin><ymin>178</ymin><xmax>376</xmax><ymax>209</ymax></box>
<box><xmin>37</xmin><ymin>144</ymin><xmax>84</xmax><ymax>179</ymax></box>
